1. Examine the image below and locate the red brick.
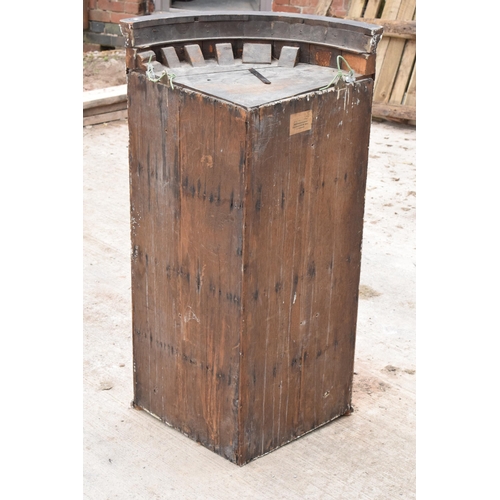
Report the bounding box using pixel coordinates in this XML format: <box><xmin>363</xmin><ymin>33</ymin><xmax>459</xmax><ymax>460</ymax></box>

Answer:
<box><xmin>302</xmin><ymin>6</ymin><xmax>317</xmax><ymax>14</ymax></box>
<box><xmin>88</xmin><ymin>0</ymin><xmax>97</xmax><ymax>9</ymax></box>
<box><xmin>273</xmin><ymin>0</ymin><xmax>290</xmax><ymax>5</ymax></box>
<box><xmin>123</xmin><ymin>2</ymin><xmax>143</xmax><ymax>14</ymax></box>
<box><xmin>288</xmin><ymin>0</ymin><xmax>317</xmax><ymax>6</ymax></box>
<box><xmin>89</xmin><ymin>9</ymin><xmax>112</xmax><ymax>22</ymax></box>
<box><xmin>110</xmin><ymin>11</ymin><xmax>137</xmax><ymax>23</ymax></box>
<box><xmin>97</xmin><ymin>0</ymin><xmax>126</xmax><ymax>13</ymax></box>
<box><xmin>273</xmin><ymin>5</ymin><xmax>301</xmax><ymax>13</ymax></box>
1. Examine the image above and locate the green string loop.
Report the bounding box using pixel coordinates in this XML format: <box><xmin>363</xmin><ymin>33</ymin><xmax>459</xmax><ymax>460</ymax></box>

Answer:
<box><xmin>320</xmin><ymin>55</ymin><xmax>355</xmax><ymax>91</ymax></box>
<box><xmin>146</xmin><ymin>55</ymin><xmax>176</xmax><ymax>89</ymax></box>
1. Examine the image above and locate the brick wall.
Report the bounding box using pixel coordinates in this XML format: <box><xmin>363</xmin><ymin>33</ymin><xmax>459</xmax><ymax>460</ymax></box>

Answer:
<box><xmin>84</xmin><ymin>0</ymin><xmax>155</xmax><ymax>50</ymax></box>
<box><xmin>272</xmin><ymin>0</ymin><xmax>349</xmax><ymax>17</ymax></box>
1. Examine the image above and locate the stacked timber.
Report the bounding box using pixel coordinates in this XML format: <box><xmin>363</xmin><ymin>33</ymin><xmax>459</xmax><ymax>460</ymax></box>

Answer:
<box><xmin>317</xmin><ymin>0</ymin><xmax>416</xmax><ymax>123</ymax></box>
<box><xmin>83</xmin><ymin>84</ymin><xmax>127</xmax><ymax>126</ymax></box>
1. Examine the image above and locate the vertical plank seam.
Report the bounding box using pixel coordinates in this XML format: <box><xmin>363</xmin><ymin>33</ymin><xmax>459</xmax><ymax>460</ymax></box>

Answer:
<box><xmin>237</xmin><ymin>106</ymin><xmax>251</xmax><ymax>465</ymax></box>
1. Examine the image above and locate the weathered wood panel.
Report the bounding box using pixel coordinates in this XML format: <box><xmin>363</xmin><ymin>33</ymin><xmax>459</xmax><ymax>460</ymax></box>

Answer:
<box><xmin>176</xmin><ymin>90</ymin><xmax>246</xmax><ymax>460</ymax></box>
<box><xmin>129</xmin><ymin>73</ymin><xmax>248</xmax><ymax>462</ymax></box>
<box><xmin>120</xmin><ymin>12</ymin><xmax>382</xmax><ymax>55</ymax></box>
<box><xmin>129</xmin><ymin>73</ymin><xmax>174</xmax><ymax>428</ymax></box>
<box><xmin>239</xmin><ymin>80</ymin><xmax>373</xmax><ymax>464</ymax></box>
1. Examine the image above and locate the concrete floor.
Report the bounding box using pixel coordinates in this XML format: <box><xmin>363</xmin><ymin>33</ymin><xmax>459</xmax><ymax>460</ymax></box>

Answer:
<box><xmin>83</xmin><ymin>116</ymin><xmax>416</xmax><ymax>498</ymax></box>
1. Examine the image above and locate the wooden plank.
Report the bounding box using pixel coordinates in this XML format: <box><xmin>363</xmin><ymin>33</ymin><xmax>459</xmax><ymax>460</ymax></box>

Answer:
<box><xmin>389</xmin><ymin>39</ymin><xmax>415</xmax><ymax>105</ymax></box>
<box><xmin>372</xmin><ymin>102</ymin><xmax>415</xmax><ymax>121</ymax></box>
<box><xmin>83</xmin><ymin>109</ymin><xmax>127</xmax><ymax>126</ymax></box>
<box><xmin>83</xmin><ymin>85</ymin><xmax>127</xmax><ymax>110</ymax></box>
<box><xmin>83</xmin><ymin>101</ymin><xmax>127</xmax><ymax>118</ymax></box>
<box><xmin>176</xmin><ymin>90</ymin><xmax>245</xmax><ymax>461</ymax></box>
<box><xmin>128</xmin><ymin>72</ymin><xmax>183</xmax><ymax>434</ymax></box>
<box><xmin>345</xmin><ymin>18</ymin><xmax>416</xmax><ymax>38</ymax></box>
<box><xmin>348</xmin><ymin>0</ymin><xmax>368</xmax><ymax>18</ymax></box>
<box><xmin>403</xmin><ymin>63</ymin><xmax>416</xmax><ymax>107</ymax></box>
<box><xmin>83</xmin><ymin>85</ymin><xmax>128</xmax><ymax>126</ymax></box>
<box><xmin>372</xmin><ymin>0</ymin><xmax>404</xmax><ymax>78</ymax></box>
<box><xmin>373</xmin><ymin>0</ymin><xmax>416</xmax><ymax>103</ymax></box>
<box><xmin>364</xmin><ymin>0</ymin><xmax>384</xmax><ymax>18</ymax></box>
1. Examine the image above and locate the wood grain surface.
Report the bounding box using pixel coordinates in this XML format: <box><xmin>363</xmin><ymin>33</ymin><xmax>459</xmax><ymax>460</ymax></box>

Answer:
<box><xmin>239</xmin><ymin>81</ymin><xmax>373</xmax><ymax>464</ymax></box>
<box><xmin>128</xmin><ymin>69</ymin><xmax>373</xmax><ymax>464</ymax></box>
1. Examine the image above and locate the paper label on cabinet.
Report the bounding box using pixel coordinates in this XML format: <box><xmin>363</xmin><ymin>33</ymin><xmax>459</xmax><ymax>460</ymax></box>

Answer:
<box><xmin>290</xmin><ymin>110</ymin><xmax>312</xmax><ymax>136</ymax></box>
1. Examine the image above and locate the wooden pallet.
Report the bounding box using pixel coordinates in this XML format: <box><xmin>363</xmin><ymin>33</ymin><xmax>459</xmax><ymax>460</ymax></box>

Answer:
<box><xmin>317</xmin><ymin>0</ymin><xmax>416</xmax><ymax>122</ymax></box>
<box><xmin>346</xmin><ymin>0</ymin><xmax>416</xmax><ymax>123</ymax></box>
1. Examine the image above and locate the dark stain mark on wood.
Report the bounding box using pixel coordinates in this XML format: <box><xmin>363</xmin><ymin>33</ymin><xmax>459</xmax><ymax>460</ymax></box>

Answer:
<box><xmin>226</xmin><ymin>292</ymin><xmax>241</xmax><ymax>306</ymax></box>
<box><xmin>255</xmin><ymin>185</ymin><xmax>262</xmax><ymax>212</ymax></box>
<box><xmin>299</xmin><ymin>182</ymin><xmax>305</xmax><ymax>201</ymax></box>
<box><xmin>307</xmin><ymin>261</ymin><xmax>316</xmax><ymax>278</ymax></box>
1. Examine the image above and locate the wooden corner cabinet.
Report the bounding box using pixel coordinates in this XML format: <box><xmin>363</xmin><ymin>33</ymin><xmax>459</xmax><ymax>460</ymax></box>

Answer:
<box><xmin>120</xmin><ymin>11</ymin><xmax>382</xmax><ymax>465</ymax></box>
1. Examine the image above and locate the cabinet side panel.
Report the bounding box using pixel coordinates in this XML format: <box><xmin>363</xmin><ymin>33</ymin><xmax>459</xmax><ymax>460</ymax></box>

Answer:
<box><xmin>128</xmin><ymin>72</ymin><xmax>181</xmax><ymax>423</ymax></box>
<box><xmin>128</xmin><ymin>76</ymin><xmax>245</xmax><ymax>462</ymax></box>
<box><xmin>177</xmin><ymin>91</ymin><xmax>246</xmax><ymax>461</ymax></box>
<box><xmin>239</xmin><ymin>80</ymin><xmax>374</xmax><ymax>464</ymax></box>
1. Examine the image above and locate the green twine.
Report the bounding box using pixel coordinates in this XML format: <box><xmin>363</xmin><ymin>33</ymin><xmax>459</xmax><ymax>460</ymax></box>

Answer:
<box><xmin>320</xmin><ymin>55</ymin><xmax>355</xmax><ymax>91</ymax></box>
<box><xmin>146</xmin><ymin>55</ymin><xmax>176</xmax><ymax>89</ymax></box>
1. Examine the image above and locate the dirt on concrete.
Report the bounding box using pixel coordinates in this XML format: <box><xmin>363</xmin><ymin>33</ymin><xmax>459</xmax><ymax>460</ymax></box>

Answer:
<box><xmin>83</xmin><ymin>50</ymin><xmax>127</xmax><ymax>91</ymax></box>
